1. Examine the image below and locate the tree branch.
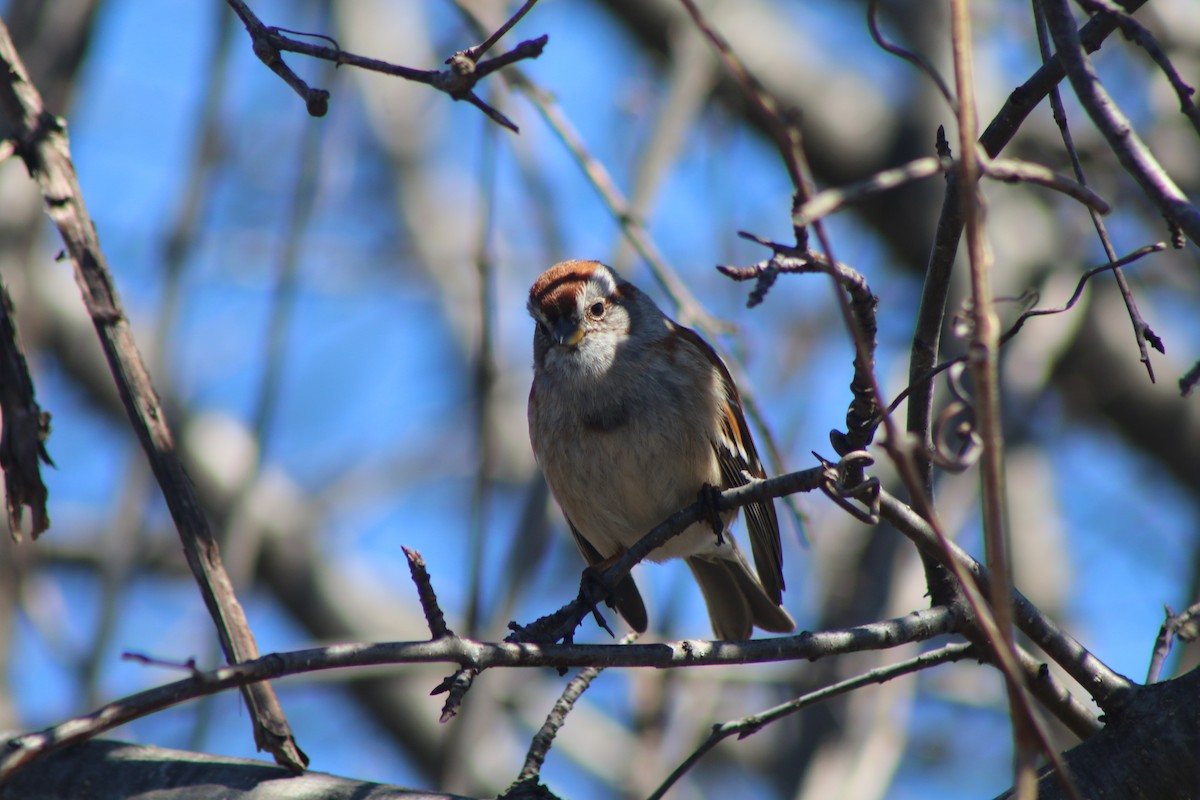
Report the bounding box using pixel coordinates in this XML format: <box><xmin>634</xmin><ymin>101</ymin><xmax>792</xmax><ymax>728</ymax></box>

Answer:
<box><xmin>878</xmin><ymin>491</ymin><xmax>1134</xmax><ymax>709</ymax></box>
<box><xmin>649</xmin><ymin>642</ymin><xmax>978</xmax><ymax>800</ymax></box>
<box><xmin>1040</xmin><ymin>0</ymin><xmax>1200</xmax><ymax>246</ymax></box>
<box><xmin>0</xmin><ymin>18</ymin><xmax>306</xmax><ymax>772</ymax></box>
<box><xmin>224</xmin><ymin>0</ymin><xmax>546</xmax><ymax>128</ymax></box>
<box><xmin>0</xmin><ymin>605</ymin><xmax>958</xmax><ymax>782</ymax></box>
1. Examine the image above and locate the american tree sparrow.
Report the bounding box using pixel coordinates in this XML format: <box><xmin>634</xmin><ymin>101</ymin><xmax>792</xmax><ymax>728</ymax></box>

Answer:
<box><xmin>527</xmin><ymin>260</ymin><xmax>795</xmax><ymax>639</ymax></box>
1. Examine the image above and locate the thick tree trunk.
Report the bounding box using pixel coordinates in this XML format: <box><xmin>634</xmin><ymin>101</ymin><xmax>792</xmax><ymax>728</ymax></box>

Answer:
<box><xmin>996</xmin><ymin>666</ymin><xmax>1200</xmax><ymax>799</ymax></box>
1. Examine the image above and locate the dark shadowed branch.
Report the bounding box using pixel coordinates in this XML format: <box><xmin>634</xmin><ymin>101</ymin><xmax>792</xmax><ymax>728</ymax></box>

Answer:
<box><xmin>0</xmin><ymin>279</ymin><xmax>52</xmax><ymax>539</ymax></box>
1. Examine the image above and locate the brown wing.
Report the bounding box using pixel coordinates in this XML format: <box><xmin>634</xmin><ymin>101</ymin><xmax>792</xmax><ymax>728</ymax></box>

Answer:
<box><xmin>672</xmin><ymin>323</ymin><xmax>785</xmax><ymax>604</ymax></box>
<box><xmin>568</xmin><ymin>519</ymin><xmax>649</xmax><ymax>633</ymax></box>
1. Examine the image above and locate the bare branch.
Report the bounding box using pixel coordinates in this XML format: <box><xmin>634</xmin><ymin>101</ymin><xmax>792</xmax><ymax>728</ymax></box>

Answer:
<box><xmin>503</xmin><ymin>632</ymin><xmax>638</xmax><ymax>797</ymax></box>
<box><xmin>1032</xmin><ymin>0</ymin><xmax>1163</xmax><ymax>382</ymax></box>
<box><xmin>1041</xmin><ymin>0</ymin><xmax>1200</xmax><ymax>246</ymax></box>
<box><xmin>224</xmin><ymin>0</ymin><xmax>546</xmax><ymax>128</ymax></box>
<box><xmin>878</xmin><ymin>491</ymin><xmax>1134</xmax><ymax>710</ymax></box>
<box><xmin>787</xmin><ymin>154</ymin><xmax>1109</xmax><ymax>230</ymax></box>
<box><xmin>650</xmin><ymin>642</ymin><xmax>978</xmax><ymax>800</ymax></box>
<box><xmin>1077</xmin><ymin>0</ymin><xmax>1200</xmax><ymax>138</ymax></box>
<box><xmin>1146</xmin><ymin>601</ymin><xmax>1200</xmax><ymax>684</ymax></box>
<box><xmin>867</xmin><ymin>0</ymin><xmax>956</xmax><ymax>111</ymax></box>
<box><xmin>404</xmin><ymin>547</ymin><xmax>452</xmax><ymax>640</ymax></box>
<box><xmin>465</xmin><ymin>0</ymin><xmax>542</xmax><ymax>62</ymax></box>
<box><xmin>0</xmin><ymin>606</ymin><xmax>959</xmax><ymax>782</ymax></box>
<box><xmin>0</xmin><ymin>18</ymin><xmax>306</xmax><ymax>772</ymax></box>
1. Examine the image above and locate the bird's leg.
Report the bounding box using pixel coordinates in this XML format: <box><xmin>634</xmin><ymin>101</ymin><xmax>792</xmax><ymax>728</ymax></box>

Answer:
<box><xmin>698</xmin><ymin>483</ymin><xmax>725</xmax><ymax>546</ymax></box>
<box><xmin>578</xmin><ymin>558</ymin><xmax>620</xmax><ymax>638</ymax></box>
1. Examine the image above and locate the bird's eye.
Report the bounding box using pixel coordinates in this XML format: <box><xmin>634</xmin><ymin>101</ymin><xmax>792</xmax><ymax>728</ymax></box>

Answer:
<box><xmin>588</xmin><ymin>300</ymin><xmax>606</xmax><ymax>320</ymax></box>
<box><xmin>536</xmin><ymin>321</ymin><xmax>549</xmax><ymax>336</ymax></box>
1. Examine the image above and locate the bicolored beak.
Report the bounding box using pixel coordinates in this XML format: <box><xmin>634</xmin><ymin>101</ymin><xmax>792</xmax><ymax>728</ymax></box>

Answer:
<box><xmin>551</xmin><ymin>316</ymin><xmax>585</xmax><ymax>347</ymax></box>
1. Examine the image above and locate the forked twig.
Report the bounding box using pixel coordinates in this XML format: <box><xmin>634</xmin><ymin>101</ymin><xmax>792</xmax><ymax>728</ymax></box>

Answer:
<box><xmin>1146</xmin><ymin>601</ymin><xmax>1200</xmax><ymax>683</ymax></box>
<box><xmin>1031</xmin><ymin>0</ymin><xmax>1163</xmax><ymax>383</ymax></box>
<box><xmin>1041</xmin><ymin>0</ymin><xmax>1200</xmax><ymax>245</ymax></box>
<box><xmin>224</xmin><ymin>0</ymin><xmax>546</xmax><ymax>129</ymax></box>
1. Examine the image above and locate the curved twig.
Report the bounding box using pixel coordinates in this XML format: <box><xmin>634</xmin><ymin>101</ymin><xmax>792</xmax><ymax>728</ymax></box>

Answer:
<box><xmin>650</xmin><ymin>643</ymin><xmax>976</xmax><ymax>799</ymax></box>
<box><xmin>867</xmin><ymin>0</ymin><xmax>957</xmax><ymax>111</ymax></box>
<box><xmin>884</xmin><ymin>242</ymin><xmax>1165</xmax><ymax>421</ymax></box>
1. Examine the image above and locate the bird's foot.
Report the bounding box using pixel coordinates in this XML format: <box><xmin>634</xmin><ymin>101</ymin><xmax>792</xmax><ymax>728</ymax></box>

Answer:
<box><xmin>697</xmin><ymin>483</ymin><xmax>726</xmax><ymax>546</ymax></box>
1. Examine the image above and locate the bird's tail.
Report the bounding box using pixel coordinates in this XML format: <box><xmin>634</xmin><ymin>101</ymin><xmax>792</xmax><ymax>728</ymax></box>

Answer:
<box><xmin>686</xmin><ymin>545</ymin><xmax>795</xmax><ymax>640</ymax></box>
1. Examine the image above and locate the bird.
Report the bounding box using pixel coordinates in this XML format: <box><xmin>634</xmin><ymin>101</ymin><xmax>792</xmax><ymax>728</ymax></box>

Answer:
<box><xmin>526</xmin><ymin>259</ymin><xmax>795</xmax><ymax>639</ymax></box>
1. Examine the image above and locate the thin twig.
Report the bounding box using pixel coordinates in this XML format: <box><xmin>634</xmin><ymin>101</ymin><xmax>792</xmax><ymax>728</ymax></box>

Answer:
<box><xmin>1146</xmin><ymin>601</ymin><xmax>1200</xmax><ymax>683</ymax></box>
<box><xmin>431</xmin><ymin>666</ymin><xmax>478</xmax><ymax>724</ymax></box>
<box><xmin>982</xmin><ymin>157</ymin><xmax>1110</xmax><ymax>214</ymax></box>
<box><xmin>224</xmin><ymin>0</ymin><xmax>546</xmax><ymax>127</ymax></box>
<box><xmin>866</xmin><ymin>0</ymin><xmax>957</xmax><ymax>111</ymax></box>
<box><xmin>404</xmin><ymin>547</ymin><xmax>452</xmax><ymax>640</ymax></box>
<box><xmin>884</xmin><ymin>243</ymin><xmax>1164</xmax><ymax>419</ymax></box>
<box><xmin>792</xmin><ymin>156</ymin><xmax>948</xmax><ymax>228</ymax></box>
<box><xmin>950</xmin><ymin>3</ymin><xmax>1050</xmax><ymax>795</ymax></box>
<box><xmin>788</xmin><ymin>154</ymin><xmax>1108</xmax><ymax>229</ymax></box>
<box><xmin>649</xmin><ymin>642</ymin><xmax>977</xmax><ymax>800</ymax></box>
<box><xmin>505</xmin><ymin>632</ymin><xmax>638</xmax><ymax>794</ymax></box>
<box><xmin>1145</xmin><ymin>604</ymin><xmax>1177</xmax><ymax>685</ymax></box>
<box><xmin>997</xmin><ymin>245</ymin><xmax>1164</xmax><ymax>343</ymax></box>
<box><xmin>466</xmin><ymin>0</ymin><xmax>541</xmax><ymax>62</ymax></box>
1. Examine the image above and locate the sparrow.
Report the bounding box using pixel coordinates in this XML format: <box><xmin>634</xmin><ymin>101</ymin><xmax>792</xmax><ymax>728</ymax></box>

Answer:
<box><xmin>527</xmin><ymin>260</ymin><xmax>795</xmax><ymax>639</ymax></box>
